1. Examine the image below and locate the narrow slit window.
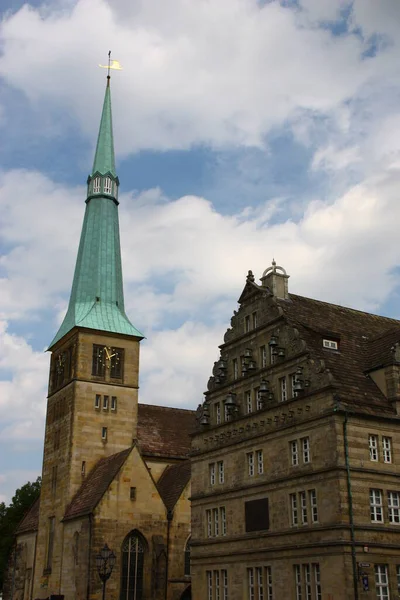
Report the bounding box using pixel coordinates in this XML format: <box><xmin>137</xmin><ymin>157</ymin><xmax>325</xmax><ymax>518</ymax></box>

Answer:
<box><xmin>103</xmin><ymin>395</ymin><xmax>109</xmax><ymax>410</ymax></box>
<box><xmin>111</xmin><ymin>396</ymin><xmax>117</xmax><ymax>411</ymax></box>
<box><xmin>93</xmin><ymin>177</ymin><xmax>101</xmax><ymax>194</ymax></box>
<box><xmin>104</xmin><ymin>177</ymin><xmax>112</xmax><ymax>194</ymax></box>
<box><xmin>102</xmin><ymin>426</ymin><xmax>108</xmax><ymax>441</ymax></box>
<box><xmin>95</xmin><ymin>394</ymin><xmax>101</xmax><ymax>409</ymax></box>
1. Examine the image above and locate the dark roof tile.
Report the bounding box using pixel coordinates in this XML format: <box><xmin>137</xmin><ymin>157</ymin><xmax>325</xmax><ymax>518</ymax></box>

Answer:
<box><xmin>137</xmin><ymin>404</ymin><xmax>196</xmax><ymax>458</ymax></box>
<box><xmin>156</xmin><ymin>461</ymin><xmax>191</xmax><ymax>511</ymax></box>
<box><xmin>15</xmin><ymin>496</ymin><xmax>40</xmax><ymax>534</ymax></box>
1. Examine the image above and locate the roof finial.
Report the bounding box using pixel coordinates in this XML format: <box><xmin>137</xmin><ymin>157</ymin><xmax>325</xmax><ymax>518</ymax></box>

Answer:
<box><xmin>99</xmin><ymin>51</ymin><xmax>123</xmax><ymax>87</ymax></box>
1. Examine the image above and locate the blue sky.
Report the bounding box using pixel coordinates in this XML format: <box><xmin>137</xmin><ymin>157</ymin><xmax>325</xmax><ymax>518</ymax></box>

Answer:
<box><xmin>1</xmin><ymin>0</ymin><xmax>400</xmax><ymax>502</ymax></box>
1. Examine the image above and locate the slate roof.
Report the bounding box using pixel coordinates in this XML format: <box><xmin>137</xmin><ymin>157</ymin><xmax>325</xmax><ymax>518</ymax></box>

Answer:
<box><xmin>63</xmin><ymin>448</ymin><xmax>131</xmax><ymax>521</ymax></box>
<box><xmin>276</xmin><ymin>293</ymin><xmax>400</xmax><ymax>414</ymax></box>
<box><xmin>137</xmin><ymin>404</ymin><xmax>197</xmax><ymax>458</ymax></box>
<box><xmin>15</xmin><ymin>496</ymin><xmax>40</xmax><ymax>534</ymax></box>
<box><xmin>156</xmin><ymin>461</ymin><xmax>191</xmax><ymax>511</ymax></box>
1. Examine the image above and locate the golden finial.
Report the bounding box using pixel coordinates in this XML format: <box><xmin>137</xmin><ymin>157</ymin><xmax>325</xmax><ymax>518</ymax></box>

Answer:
<box><xmin>99</xmin><ymin>51</ymin><xmax>123</xmax><ymax>85</ymax></box>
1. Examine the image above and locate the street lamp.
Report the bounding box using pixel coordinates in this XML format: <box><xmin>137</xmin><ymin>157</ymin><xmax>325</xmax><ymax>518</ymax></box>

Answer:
<box><xmin>95</xmin><ymin>543</ymin><xmax>116</xmax><ymax>600</ymax></box>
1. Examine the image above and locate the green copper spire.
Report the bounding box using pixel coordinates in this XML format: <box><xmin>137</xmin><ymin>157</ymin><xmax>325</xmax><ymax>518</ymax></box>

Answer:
<box><xmin>91</xmin><ymin>79</ymin><xmax>116</xmax><ymax>178</ymax></box>
<box><xmin>48</xmin><ymin>77</ymin><xmax>143</xmax><ymax>349</ymax></box>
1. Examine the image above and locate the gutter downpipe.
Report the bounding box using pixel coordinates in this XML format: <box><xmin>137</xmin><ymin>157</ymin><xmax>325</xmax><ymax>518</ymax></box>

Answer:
<box><xmin>86</xmin><ymin>513</ymin><xmax>93</xmax><ymax>600</ymax></box>
<box><xmin>165</xmin><ymin>510</ymin><xmax>173</xmax><ymax>600</ymax></box>
<box><xmin>343</xmin><ymin>411</ymin><xmax>359</xmax><ymax>600</ymax></box>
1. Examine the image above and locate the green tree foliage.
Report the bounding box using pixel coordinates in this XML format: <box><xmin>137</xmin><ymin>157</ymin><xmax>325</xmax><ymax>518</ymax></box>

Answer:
<box><xmin>0</xmin><ymin>477</ymin><xmax>41</xmax><ymax>592</ymax></box>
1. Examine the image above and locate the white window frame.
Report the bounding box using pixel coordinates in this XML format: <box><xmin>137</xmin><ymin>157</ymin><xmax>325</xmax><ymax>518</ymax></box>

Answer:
<box><xmin>104</xmin><ymin>177</ymin><xmax>112</xmax><ymax>194</ymax></box>
<box><xmin>216</xmin><ymin>402</ymin><xmax>221</xmax><ymax>425</ymax></box>
<box><xmin>213</xmin><ymin>508</ymin><xmax>219</xmax><ymax>537</ymax></box>
<box><xmin>111</xmin><ymin>396</ymin><xmax>117</xmax><ymax>411</ymax></box>
<box><xmin>375</xmin><ymin>564</ymin><xmax>390</xmax><ymax>600</ymax></box>
<box><xmin>224</xmin><ymin>403</ymin><xmax>229</xmax><ymax>422</ymax></box>
<box><xmin>269</xmin><ymin>345</ymin><xmax>276</xmax><ymax>365</ymax></box>
<box><xmin>95</xmin><ymin>394</ymin><xmax>101</xmax><ymax>409</ymax></box>
<box><xmin>313</xmin><ymin>564</ymin><xmax>322</xmax><ymax>600</ymax></box>
<box><xmin>252</xmin><ymin>312</ymin><xmax>258</xmax><ymax>329</ymax></box>
<box><xmin>207</xmin><ymin>571</ymin><xmax>213</xmax><ymax>600</ymax></box>
<box><xmin>280</xmin><ymin>376</ymin><xmax>287</xmax><ymax>402</ymax></box>
<box><xmin>266</xmin><ymin>566</ymin><xmax>273</xmax><ymax>600</ymax></box>
<box><xmin>256</xmin><ymin>567</ymin><xmax>264</xmax><ymax>600</ymax></box>
<box><xmin>206</xmin><ymin>509</ymin><xmax>212</xmax><ymax>537</ymax></box>
<box><xmin>220</xmin><ymin>507</ymin><xmax>226</xmax><ymax>536</ymax></box>
<box><xmin>369</xmin><ymin>434</ymin><xmax>378</xmax><ymax>461</ymax></box>
<box><xmin>101</xmin><ymin>426</ymin><xmax>107</xmax><ymax>441</ymax></box>
<box><xmin>247</xmin><ymin>452</ymin><xmax>255</xmax><ymax>477</ymax></box>
<box><xmin>222</xmin><ymin>569</ymin><xmax>228</xmax><ymax>600</ymax></box>
<box><xmin>388</xmin><ymin>490</ymin><xmax>400</xmax><ymax>524</ymax></box>
<box><xmin>302</xmin><ymin>437</ymin><xmax>310</xmax><ymax>464</ymax></box>
<box><xmin>214</xmin><ymin>570</ymin><xmax>220</xmax><ymax>600</ymax></box>
<box><xmin>309</xmin><ymin>489</ymin><xmax>318</xmax><ymax>523</ymax></box>
<box><xmin>245</xmin><ymin>315</ymin><xmax>251</xmax><ymax>333</ymax></box>
<box><xmin>246</xmin><ymin>390</ymin><xmax>253</xmax><ymax>414</ymax></box>
<box><xmin>291</xmin><ymin>440</ymin><xmax>299</xmax><ymax>466</ymax></box>
<box><xmin>255</xmin><ymin>387</ymin><xmax>262</xmax><ymax>411</ymax></box>
<box><xmin>383</xmin><ymin>436</ymin><xmax>392</xmax><ymax>463</ymax></box>
<box><xmin>300</xmin><ymin>491</ymin><xmax>308</xmax><ymax>525</ymax></box>
<box><xmin>257</xmin><ymin>450</ymin><xmax>264</xmax><ymax>475</ymax></box>
<box><xmin>261</xmin><ymin>345</ymin><xmax>267</xmax><ymax>368</ymax></box>
<box><xmin>93</xmin><ymin>177</ymin><xmax>101</xmax><ymax>193</ymax></box>
<box><xmin>370</xmin><ymin>488</ymin><xmax>383</xmax><ymax>522</ymax></box>
<box><xmin>290</xmin><ymin>493</ymin><xmax>298</xmax><ymax>526</ymax></box>
<box><xmin>218</xmin><ymin>461</ymin><xmax>224</xmax><ymax>484</ymax></box>
<box><xmin>233</xmin><ymin>358</ymin><xmax>238</xmax><ymax>380</ymax></box>
<box><xmin>294</xmin><ymin>565</ymin><xmax>302</xmax><ymax>600</ymax></box>
<box><xmin>323</xmin><ymin>339</ymin><xmax>338</xmax><ymax>350</ymax></box>
<box><xmin>290</xmin><ymin>373</ymin><xmax>296</xmax><ymax>399</ymax></box>
<box><xmin>248</xmin><ymin>568</ymin><xmax>255</xmax><ymax>600</ymax></box>
<box><xmin>103</xmin><ymin>395</ymin><xmax>109</xmax><ymax>410</ymax></box>
<box><xmin>304</xmin><ymin>564</ymin><xmax>312</xmax><ymax>600</ymax></box>
<box><xmin>210</xmin><ymin>463</ymin><xmax>216</xmax><ymax>486</ymax></box>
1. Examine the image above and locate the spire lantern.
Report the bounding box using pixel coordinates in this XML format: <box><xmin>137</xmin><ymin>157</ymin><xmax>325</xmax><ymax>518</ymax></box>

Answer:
<box><xmin>48</xmin><ymin>61</ymin><xmax>143</xmax><ymax>349</ymax></box>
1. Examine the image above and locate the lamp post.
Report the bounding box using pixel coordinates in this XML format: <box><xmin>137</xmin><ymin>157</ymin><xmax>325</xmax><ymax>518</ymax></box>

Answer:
<box><xmin>95</xmin><ymin>543</ymin><xmax>116</xmax><ymax>600</ymax></box>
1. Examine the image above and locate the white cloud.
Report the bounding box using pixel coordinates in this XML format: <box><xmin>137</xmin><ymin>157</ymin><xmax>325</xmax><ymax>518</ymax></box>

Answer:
<box><xmin>0</xmin><ymin>0</ymin><xmax>385</xmax><ymax>153</ymax></box>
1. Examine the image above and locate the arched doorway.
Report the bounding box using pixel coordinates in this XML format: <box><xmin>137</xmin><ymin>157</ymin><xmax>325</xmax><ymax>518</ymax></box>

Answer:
<box><xmin>180</xmin><ymin>585</ymin><xmax>191</xmax><ymax>600</ymax></box>
<box><xmin>120</xmin><ymin>530</ymin><xmax>147</xmax><ymax>600</ymax></box>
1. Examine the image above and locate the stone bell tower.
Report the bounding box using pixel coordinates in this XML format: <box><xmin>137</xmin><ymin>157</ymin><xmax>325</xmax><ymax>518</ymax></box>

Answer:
<box><xmin>33</xmin><ymin>72</ymin><xmax>144</xmax><ymax>597</ymax></box>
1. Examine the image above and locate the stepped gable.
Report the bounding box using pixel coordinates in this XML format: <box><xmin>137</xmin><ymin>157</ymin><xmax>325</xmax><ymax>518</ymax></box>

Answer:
<box><xmin>63</xmin><ymin>448</ymin><xmax>131</xmax><ymax>521</ymax></box>
<box><xmin>277</xmin><ymin>293</ymin><xmax>400</xmax><ymax>414</ymax></box>
<box><xmin>156</xmin><ymin>461</ymin><xmax>191</xmax><ymax>511</ymax></box>
<box><xmin>15</xmin><ymin>496</ymin><xmax>40</xmax><ymax>534</ymax></box>
<box><xmin>137</xmin><ymin>404</ymin><xmax>197</xmax><ymax>459</ymax></box>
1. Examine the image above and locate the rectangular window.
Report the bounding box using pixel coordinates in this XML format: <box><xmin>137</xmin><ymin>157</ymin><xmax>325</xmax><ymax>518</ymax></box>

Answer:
<box><xmin>213</xmin><ymin>508</ymin><xmax>219</xmax><ymax>537</ymax></box>
<box><xmin>93</xmin><ymin>177</ymin><xmax>101</xmax><ymax>193</ymax></box>
<box><xmin>294</xmin><ymin>565</ymin><xmax>302</xmax><ymax>600</ymax></box>
<box><xmin>215</xmin><ymin>402</ymin><xmax>221</xmax><ymax>424</ymax></box>
<box><xmin>92</xmin><ymin>345</ymin><xmax>105</xmax><ymax>377</ymax></box>
<box><xmin>256</xmin><ymin>567</ymin><xmax>264</xmax><ymax>599</ymax></box>
<box><xmin>206</xmin><ymin>509</ymin><xmax>212</xmax><ymax>537</ymax></box>
<box><xmin>369</xmin><ymin>434</ymin><xmax>378</xmax><ymax>461</ymax></box>
<box><xmin>323</xmin><ymin>339</ymin><xmax>338</xmax><ymax>350</ymax></box>
<box><xmin>270</xmin><ymin>345</ymin><xmax>276</xmax><ymax>365</ymax></box>
<box><xmin>220</xmin><ymin>507</ymin><xmax>226</xmax><ymax>536</ymax></box>
<box><xmin>383</xmin><ymin>437</ymin><xmax>392</xmax><ymax>463</ymax></box>
<box><xmin>46</xmin><ymin>516</ymin><xmax>55</xmax><ymax>572</ymax></box>
<box><xmin>233</xmin><ymin>358</ymin><xmax>238</xmax><ymax>380</ymax></box>
<box><xmin>95</xmin><ymin>394</ymin><xmax>101</xmax><ymax>409</ymax></box>
<box><xmin>260</xmin><ymin>345</ymin><xmax>267</xmax><ymax>368</ymax></box>
<box><xmin>246</xmin><ymin>390</ymin><xmax>253</xmax><ymax>414</ymax></box>
<box><xmin>104</xmin><ymin>177</ymin><xmax>112</xmax><ymax>194</ymax></box>
<box><xmin>304</xmin><ymin>564</ymin><xmax>311</xmax><ymax>600</ymax></box>
<box><xmin>300</xmin><ymin>491</ymin><xmax>308</xmax><ymax>524</ymax></box>
<box><xmin>245</xmin><ymin>315</ymin><xmax>251</xmax><ymax>333</ymax></box>
<box><xmin>302</xmin><ymin>437</ymin><xmax>310</xmax><ymax>464</ymax></box>
<box><xmin>207</xmin><ymin>571</ymin><xmax>213</xmax><ymax>600</ymax></box>
<box><xmin>291</xmin><ymin>440</ymin><xmax>299</xmax><ymax>466</ymax></box>
<box><xmin>224</xmin><ymin>403</ymin><xmax>229</xmax><ymax>422</ymax></box>
<box><xmin>266</xmin><ymin>566</ymin><xmax>273</xmax><ymax>600</ymax></box>
<box><xmin>247</xmin><ymin>452</ymin><xmax>255</xmax><ymax>476</ymax></box>
<box><xmin>290</xmin><ymin>493</ymin><xmax>298</xmax><ymax>526</ymax></box>
<box><xmin>309</xmin><ymin>490</ymin><xmax>318</xmax><ymax>523</ymax></box>
<box><xmin>375</xmin><ymin>564</ymin><xmax>389</xmax><ymax>600</ymax></box>
<box><xmin>290</xmin><ymin>373</ymin><xmax>296</xmax><ymax>399</ymax></box>
<box><xmin>248</xmin><ymin>568</ymin><xmax>255</xmax><ymax>600</ymax></box>
<box><xmin>110</xmin><ymin>347</ymin><xmax>123</xmax><ymax>379</ymax></box>
<box><xmin>101</xmin><ymin>426</ymin><xmax>108</xmax><ymax>441</ymax></box>
<box><xmin>245</xmin><ymin>498</ymin><xmax>270</xmax><ymax>532</ymax></box>
<box><xmin>313</xmin><ymin>564</ymin><xmax>321</xmax><ymax>600</ymax></box>
<box><xmin>280</xmin><ymin>377</ymin><xmax>287</xmax><ymax>402</ymax></box>
<box><xmin>222</xmin><ymin>570</ymin><xmax>228</xmax><ymax>600</ymax></box>
<box><xmin>214</xmin><ymin>570</ymin><xmax>220</xmax><ymax>600</ymax></box>
<box><xmin>103</xmin><ymin>395</ymin><xmax>109</xmax><ymax>410</ymax></box>
<box><xmin>255</xmin><ymin>387</ymin><xmax>262</xmax><ymax>411</ymax></box>
<box><xmin>370</xmin><ymin>489</ymin><xmax>383</xmax><ymax>522</ymax></box>
<box><xmin>111</xmin><ymin>396</ymin><xmax>117</xmax><ymax>411</ymax></box>
<box><xmin>252</xmin><ymin>312</ymin><xmax>258</xmax><ymax>329</ymax></box>
<box><xmin>257</xmin><ymin>450</ymin><xmax>264</xmax><ymax>475</ymax></box>
<box><xmin>81</xmin><ymin>461</ymin><xmax>86</xmax><ymax>476</ymax></box>
<box><xmin>209</xmin><ymin>463</ymin><xmax>216</xmax><ymax>486</ymax></box>
<box><xmin>218</xmin><ymin>461</ymin><xmax>224</xmax><ymax>484</ymax></box>
<box><xmin>388</xmin><ymin>490</ymin><xmax>400</xmax><ymax>524</ymax></box>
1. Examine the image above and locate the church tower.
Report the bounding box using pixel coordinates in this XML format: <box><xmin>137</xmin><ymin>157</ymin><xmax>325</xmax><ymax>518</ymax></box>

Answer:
<box><xmin>33</xmin><ymin>72</ymin><xmax>144</xmax><ymax>595</ymax></box>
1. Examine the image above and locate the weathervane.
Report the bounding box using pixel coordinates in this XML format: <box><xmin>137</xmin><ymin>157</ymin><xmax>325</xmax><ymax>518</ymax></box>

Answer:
<box><xmin>99</xmin><ymin>50</ymin><xmax>122</xmax><ymax>83</ymax></box>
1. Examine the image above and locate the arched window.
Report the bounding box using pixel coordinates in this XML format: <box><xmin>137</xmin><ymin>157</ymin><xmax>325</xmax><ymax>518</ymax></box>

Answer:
<box><xmin>104</xmin><ymin>177</ymin><xmax>112</xmax><ymax>194</ymax></box>
<box><xmin>93</xmin><ymin>177</ymin><xmax>101</xmax><ymax>194</ymax></box>
<box><xmin>120</xmin><ymin>530</ymin><xmax>147</xmax><ymax>600</ymax></box>
<box><xmin>184</xmin><ymin>536</ymin><xmax>191</xmax><ymax>576</ymax></box>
